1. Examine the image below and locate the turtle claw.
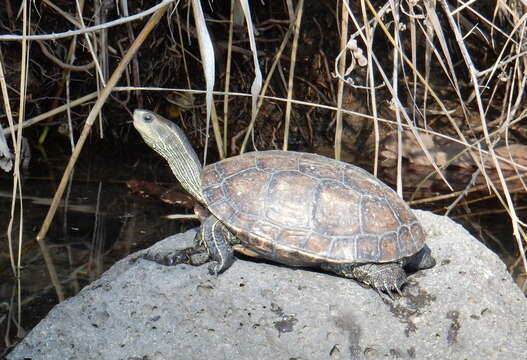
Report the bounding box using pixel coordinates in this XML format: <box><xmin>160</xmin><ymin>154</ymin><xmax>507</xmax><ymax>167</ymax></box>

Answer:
<box><xmin>370</xmin><ymin>277</ymin><xmax>405</xmax><ymax>301</ymax></box>
<box><xmin>394</xmin><ymin>284</ymin><xmax>404</xmax><ymax>297</ymax></box>
<box><xmin>384</xmin><ymin>287</ymin><xmax>395</xmax><ymax>301</ymax></box>
<box><xmin>384</xmin><ymin>280</ymin><xmax>405</xmax><ymax>300</ymax></box>
<box><xmin>376</xmin><ymin>287</ymin><xmax>395</xmax><ymax>302</ymax></box>
<box><xmin>207</xmin><ymin>262</ymin><xmax>221</xmax><ymax>276</ymax></box>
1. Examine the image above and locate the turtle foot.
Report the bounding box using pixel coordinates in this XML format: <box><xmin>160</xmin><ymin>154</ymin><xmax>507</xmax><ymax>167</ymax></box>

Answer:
<box><xmin>323</xmin><ymin>262</ymin><xmax>407</xmax><ymax>297</ymax></box>
<box><xmin>351</xmin><ymin>262</ymin><xmax>407</xmax><ymax>296</ymax></box>
<box><xmin>206</xmin><ymin>250</ymin><xmax>235</xmax><ymax>275</ymax></box>
<box><xmin>207</xmin><ymin>262</ymin><xmax>221</xmax><ymax>276</ymax></box>
<box><xmin>143</xmin><ymin>247</ymin><xmax>209</xmax><ymax>267</ymax></box>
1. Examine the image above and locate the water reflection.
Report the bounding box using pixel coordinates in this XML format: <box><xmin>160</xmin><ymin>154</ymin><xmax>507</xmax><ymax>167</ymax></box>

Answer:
<box><xmin>0</xmin><ymin>148</ymin><xmax>196</xmax><ymax>350</ymax></box>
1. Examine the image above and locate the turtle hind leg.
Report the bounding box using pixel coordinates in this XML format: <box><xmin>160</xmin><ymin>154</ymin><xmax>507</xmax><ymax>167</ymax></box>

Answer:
<box><xmin>323</xmin><ymin>262</ymin><xmax>407</xmax><ymax>295</ymax></box>
<box><xmin>198</xmin><ymin>215</ymin><xmax>235</xmax><ymax>275</ymax></box>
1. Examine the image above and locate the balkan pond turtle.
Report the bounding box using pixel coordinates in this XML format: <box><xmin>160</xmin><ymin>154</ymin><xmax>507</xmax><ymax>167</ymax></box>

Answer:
<box><xmin>133</xmin><ymin>109</ymin><xmax>435</xmax><ymax>294</ymax></box>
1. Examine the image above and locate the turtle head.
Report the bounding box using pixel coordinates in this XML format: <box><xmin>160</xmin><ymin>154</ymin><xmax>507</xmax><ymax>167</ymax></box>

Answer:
<box><xmin>134</xmin><ymin>109</ymin><xmax>181</xmax><ymax>153</ymax></box>
<box><xmin>133</xmin><ymin>109</ymin><xmax>206</xmax><ymax>204</ymax></box>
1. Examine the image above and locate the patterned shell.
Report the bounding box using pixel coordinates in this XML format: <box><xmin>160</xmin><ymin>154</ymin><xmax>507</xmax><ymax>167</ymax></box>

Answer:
<box><xmin>201</xmin><ymin>150</ymin><xmax>426</xmax><ymax>265</ymax></box>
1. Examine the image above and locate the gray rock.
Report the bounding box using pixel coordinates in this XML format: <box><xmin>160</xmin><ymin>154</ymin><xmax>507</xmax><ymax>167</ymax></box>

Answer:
<box><xmin>8</xmin><ymin>211</ymin><xmax>527</xmax><ymax>359</ymax></box>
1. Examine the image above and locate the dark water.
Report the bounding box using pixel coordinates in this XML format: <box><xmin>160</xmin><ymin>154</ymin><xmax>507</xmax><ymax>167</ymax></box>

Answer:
<box><xmin>0</xmin><ymin>136</ymin><xmax>196</xmax><ymax>351</ymax></box>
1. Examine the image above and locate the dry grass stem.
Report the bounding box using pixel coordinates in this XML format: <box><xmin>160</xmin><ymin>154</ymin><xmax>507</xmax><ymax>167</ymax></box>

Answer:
<box><xmin>0</xmin><ymin>0</ymin><xmax>178</xmax><ymax>41</ymax></box>
<box><xmin>223</xmin><ymin>0</ymin><xmax>235</xmax><ymax>156</ymax></box>
<box><xmin>334</xmin><ymin>1</ymin><xmax>349</xmax><ymax>161</ymax></box>
<box><xmin>33</xmin><ymin>5</ymin><xmax>170</xmax><ymax>302</ymax></box>
<box><xmin>282</xmin><ymin>0</ymin><xmax>304</xmax><ymax>151</ymax></box>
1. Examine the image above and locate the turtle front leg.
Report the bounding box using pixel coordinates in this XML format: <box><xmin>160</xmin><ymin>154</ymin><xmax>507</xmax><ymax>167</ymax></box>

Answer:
<box><xmin>144</xmin><ymin>216</ymin><xmax>235</xmax><ymax>275</ymax></box>
<box><xmin>197</xmin><ymin>215</ymin><xmax>235</xmax><ymax>275</ymax></box>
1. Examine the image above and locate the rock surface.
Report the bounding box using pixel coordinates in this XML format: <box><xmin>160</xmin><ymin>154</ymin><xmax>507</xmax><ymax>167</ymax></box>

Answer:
<box><xmin>8</xmin><ymin>211</ymin><xmax>527</xmax><ymax>359</ymax></box>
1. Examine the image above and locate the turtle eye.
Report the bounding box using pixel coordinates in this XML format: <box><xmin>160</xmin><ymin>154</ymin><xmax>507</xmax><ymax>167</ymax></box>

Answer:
<box><xmin>143</xmin><ymin>113</ymin><xmax>154</xmax><ymax>123</ymax></box>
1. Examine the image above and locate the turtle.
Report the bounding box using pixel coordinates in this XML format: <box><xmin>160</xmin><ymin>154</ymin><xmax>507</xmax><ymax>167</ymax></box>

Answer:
<box><xmin>133</xmin><ymin>109</ymin><xmax>436</xmax><ymax>294</ymax></box>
